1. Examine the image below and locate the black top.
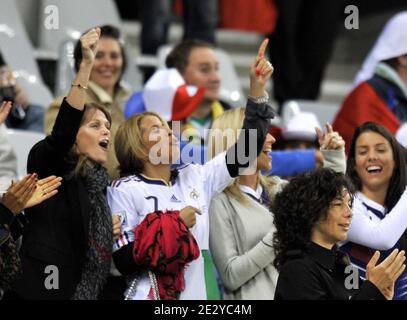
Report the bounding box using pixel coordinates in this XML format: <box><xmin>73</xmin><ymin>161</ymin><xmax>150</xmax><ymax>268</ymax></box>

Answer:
<box><xmin>0</xmin><ymin>203</ymin><xmax>14</xmax><ymax>227</ymax></box>
<box><xmin>274</xmin><ymin>242</ymin><xmax>385</xmax><ymax>300</ymax></box>
<box><xmin>0</xmin><ymin>204</ymin><xmax>13</xmax><ymax>246</ymax></box>
<box><xmin>11</xmin><ymin>99</ymin><xmax>92</xmax><ymax>299</ymax></box>
<box><xmin>0</xmin><ymin>203</ymin><xmax>29</xmax><ymax>241</ymax></box>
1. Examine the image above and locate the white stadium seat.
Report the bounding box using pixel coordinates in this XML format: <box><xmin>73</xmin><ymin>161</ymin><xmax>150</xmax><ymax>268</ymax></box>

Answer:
<box><xmin>282</xmin><ymin>100</ymin><xmax>340</xmax><ymax>127</ymax></box>
<box><xmin>6</xmin><ymin>129</ymin><xmax>45</xmax><ymax>178</ymax></box>
<box><xmin>0</xmin><ymin>0</ymin><xmax>54</xmax><ymax>108</ymax></box>
<box><xmin>38</xmin><ymin>0</ymin><xmax>142</xmax><ymax>95</ymax></box>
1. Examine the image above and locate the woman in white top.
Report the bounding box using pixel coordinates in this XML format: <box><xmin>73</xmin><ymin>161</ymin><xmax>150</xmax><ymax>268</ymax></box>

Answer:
<box><xmin>342</xmin><ymin>121</ymin><xmax>407</xmax><ymax>299</ymax></box>
<box><xmin>107</xmin><ymin>39</ymin><xmax>275</xmax><ymax>300</ymax></box>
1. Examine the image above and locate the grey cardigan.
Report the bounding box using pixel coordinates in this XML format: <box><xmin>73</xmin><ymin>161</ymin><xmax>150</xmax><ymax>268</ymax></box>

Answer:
<box><xmin>209</xmin><ymin>149</ymin><xmax>346</xmax><ymax>300</ymax></box>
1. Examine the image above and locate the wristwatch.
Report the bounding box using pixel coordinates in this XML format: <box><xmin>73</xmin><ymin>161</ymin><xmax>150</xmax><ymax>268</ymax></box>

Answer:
<box><xmin>247</xmin><ymin>91</ymin><xmax>269</xmax><ymax>104</ymax></box>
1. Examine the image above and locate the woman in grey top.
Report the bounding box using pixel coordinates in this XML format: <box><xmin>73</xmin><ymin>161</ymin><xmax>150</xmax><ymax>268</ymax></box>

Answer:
<box><xmin>208</xmin><ymin>109</ymin><xmax>346</xmax><ymax>300</ymax></box>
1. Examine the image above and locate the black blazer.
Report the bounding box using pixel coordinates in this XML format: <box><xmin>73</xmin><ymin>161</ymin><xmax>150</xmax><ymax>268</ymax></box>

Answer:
<box><xmin>274</xmin><ymin>242</ymin><xmax>385</xmax><ymax>300</ymax></box>
<box><xmin>12</xmin><ymin>100</ymin><xmax>91</xmax><ymax>299</ymax></box>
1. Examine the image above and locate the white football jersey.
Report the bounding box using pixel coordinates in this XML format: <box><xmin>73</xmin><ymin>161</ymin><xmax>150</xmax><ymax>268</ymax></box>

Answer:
<box><xmin>107</xmin><ymin>152</ymin><xmax>233</xmax><ymax>300</ymax></box>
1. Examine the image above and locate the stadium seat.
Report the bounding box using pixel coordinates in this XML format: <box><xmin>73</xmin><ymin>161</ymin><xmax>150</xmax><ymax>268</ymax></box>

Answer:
<box><xmin>6</xmin><ymin>129</ymin><xmax>45</xmax><ymax>178</ymax></box>
<box><xmin>54</xmin><ymin>39</ymin><xmax>76</xmax><ymax>97</ymax></box>
<box><xmin>282</xmin><ymin>100</ymin><xmax>340</xmax><ymax>127</ymax></box>
<box><xmin>39</xmin><ymin>0</ymin><xmax>142</xmax><ymax>95</ymax></box>
<box><xmin>38</xmin><ymin>0</ymin><xmax>121</xmax><ymax>53</ymax></box>
<box><xmin>0</xmin><ymin>0</ymin><xmax>54</xmax><ymax>108</ymax></box>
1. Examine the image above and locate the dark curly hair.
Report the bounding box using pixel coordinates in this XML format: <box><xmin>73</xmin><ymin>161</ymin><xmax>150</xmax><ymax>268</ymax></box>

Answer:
<box><xmin>272</xmin><ymin>168</ymin><xmax>354</xmax><ymax>270</ymax></box>
<box><xmin>346</xmin><ymin>121</ymin><xmax>407</xmax><ymax>252</ymax></box>
<box><xmin>165</xmin><ymin>39</ymin><xmax>214</xmax><ymax>74</ymax></box>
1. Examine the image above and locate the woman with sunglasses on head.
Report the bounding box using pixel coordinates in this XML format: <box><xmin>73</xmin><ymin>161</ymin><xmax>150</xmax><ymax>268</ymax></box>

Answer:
<box><xmin>207</xmin><ymin>106</ymin><xmax>346</xmax><ymax>299</ymax></box>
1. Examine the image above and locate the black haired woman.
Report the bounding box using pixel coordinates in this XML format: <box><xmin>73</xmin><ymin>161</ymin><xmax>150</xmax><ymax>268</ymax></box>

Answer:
<box><xmin>342</xmin><ymin>122</ymin><xmax>407</xmax><ymax>299</ymax></box>
<box><xmin>273</xmin><ymin>168</ymin><xmax>406</xmax><ymax>300</ymax></box>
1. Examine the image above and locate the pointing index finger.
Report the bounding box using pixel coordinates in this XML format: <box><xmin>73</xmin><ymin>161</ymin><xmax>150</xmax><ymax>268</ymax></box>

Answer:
<box><xmin>257</xmin><ymin>38</ymin><xmax>269</xmax><ymax>59</ymax></box>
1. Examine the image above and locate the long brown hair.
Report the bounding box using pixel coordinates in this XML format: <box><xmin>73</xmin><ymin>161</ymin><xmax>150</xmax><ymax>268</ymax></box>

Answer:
<box><xmin>71</xmin><ymin>103</ymin><xmax>112</xmax><ymax>177</ymax></box>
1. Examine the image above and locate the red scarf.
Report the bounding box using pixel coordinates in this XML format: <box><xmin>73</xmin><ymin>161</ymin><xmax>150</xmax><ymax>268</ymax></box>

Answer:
<box><xmin>132</xmin><ymin>210</ymin><xmax>200</xmax><ymax>299</ymax></box>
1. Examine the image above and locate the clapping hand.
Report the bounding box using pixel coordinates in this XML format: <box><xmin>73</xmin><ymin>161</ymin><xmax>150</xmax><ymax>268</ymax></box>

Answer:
<box><xmin>366</xmin><ymin>249</ymin><xmax>406</xmax><ymax>300</ymax></box>
<box><xmin>25</xmin><ymin>175</ymin><xmax>63</xmax><ymax>209</ymax></box>
<box><xmin>2</xmin><ymin>174</ymin><xmax>37</xmax><ymax>215</ymax></box>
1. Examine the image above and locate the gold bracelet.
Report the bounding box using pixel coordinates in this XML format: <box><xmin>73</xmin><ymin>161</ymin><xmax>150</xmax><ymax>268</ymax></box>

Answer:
<box><xmin>71</xmin><ymin>82</ymin><xmax>88</xmax><ymax>90</ymax></box>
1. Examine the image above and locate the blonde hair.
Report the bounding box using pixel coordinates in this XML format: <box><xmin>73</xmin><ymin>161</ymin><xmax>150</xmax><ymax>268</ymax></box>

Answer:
<box><xmin>115</xmin><ymin>111</ymin><xmax>168</xmax><ymax>177</ymax></box>
<box><xmin>208</xmin><ymin>107</ymin><xmax>277</xmax><ymax>204</ymax></box>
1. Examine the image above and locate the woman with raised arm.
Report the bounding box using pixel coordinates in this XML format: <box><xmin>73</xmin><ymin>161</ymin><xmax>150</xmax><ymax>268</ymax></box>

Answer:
<box><xmin>207</xmin><ymin>107</ymin><xmax>346</xmax><ymax>299</ymax></box>
<box><xmin>108</xmin><ymin>39</ymin><xmax>275</xmax><ymax>300</ymax></box>
<box><xmin>45</xmin><ymin>25</ymin><xmax>130</xmax><ymax>179</ymax></box>
<box><xmin>10</xmin><ymin>28</ymin><xmax>120</xmax><ymax>300</ymax></box>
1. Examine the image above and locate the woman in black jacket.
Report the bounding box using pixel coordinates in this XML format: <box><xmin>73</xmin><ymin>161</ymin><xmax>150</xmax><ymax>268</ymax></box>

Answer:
<box><xmin>1</xmin><ymin>98</ymin><xmax>62</xmax><ymax>299</ymax></box>
<box><xmin>1</xmin><ymin>173</ymin><xmax>61</xmax><ymax>298</ymax></box>
<box><xmin>10</xmin><ymin>28</ymin><xmax>119</xmax><ymax>300</ymax></box>
<box><xmin>272</xmin><ymin>168</ymin><xmax>406</xmax><ymax>300</ymax></box>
